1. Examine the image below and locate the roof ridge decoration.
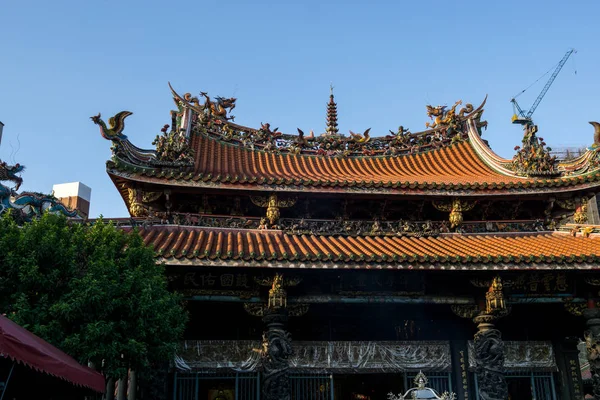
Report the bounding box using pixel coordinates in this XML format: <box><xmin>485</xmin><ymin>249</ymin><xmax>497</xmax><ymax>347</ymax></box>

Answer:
<box><xmin>467</xmin><ymin>118</ymin><xmax>600</xmax><ymax>179</ymax></box>
<box><xmin>509</xmin><ymin>124</ymin><xmax>558</xmax><ymax>177</ymax></box>
<box><xmin>169</xmin><ymin>83</ymin><xmax>488</xmax><ymax>158</ymax></box>
<box><xmin>91</xmin><ymin>112</ymin><xmax>194</xmax><ymax>168</ymax></box>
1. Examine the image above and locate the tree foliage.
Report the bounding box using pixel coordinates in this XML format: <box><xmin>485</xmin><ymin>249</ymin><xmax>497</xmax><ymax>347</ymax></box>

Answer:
<box><xmin>0</xmin><ymin>212</ymin><xmax>188</xmax><ymax>380</ymax></box>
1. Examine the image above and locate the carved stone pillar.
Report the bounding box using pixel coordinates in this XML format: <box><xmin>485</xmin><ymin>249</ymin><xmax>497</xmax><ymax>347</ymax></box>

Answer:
<box><xmin>584</xmin><ymin>307</ymin><xmax>600</xmax><ymax>399</ymax></box>
<box><xmin>468</xmin><ymin>276</ymin><xmax>509</xmax><ymax>400</ymax></box>
<box><xmin>261</xmin><ymin>307</ymin><xmax>292</xmax><ymax>400</ymax></box>
<box><xmin>473</xmin><ymin>314</ymin><xmax>508</xmax><ymax>400</ymax></box>
<box><xmin>244</xmin><ymin>274</ymin><xmax>306</xmax><ymax>400</ymax></box>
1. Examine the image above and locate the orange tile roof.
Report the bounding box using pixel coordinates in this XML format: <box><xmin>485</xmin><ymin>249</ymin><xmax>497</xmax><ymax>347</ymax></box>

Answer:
<box><xmin>126</xmin><ymin>225</ymin><xmax>600</xmax><ymax>269</ymax></box>
<box><xmin>109</xmin><ymin>135</ymin><xmax>600</xmax><ymax>194</ymax></box>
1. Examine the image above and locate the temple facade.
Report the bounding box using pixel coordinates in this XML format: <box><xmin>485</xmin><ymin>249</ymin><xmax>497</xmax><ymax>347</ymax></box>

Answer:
<box><xmin>92</xmin><ymin>84</ymin><xmax>600</xmax><ymax>400</ymax></box>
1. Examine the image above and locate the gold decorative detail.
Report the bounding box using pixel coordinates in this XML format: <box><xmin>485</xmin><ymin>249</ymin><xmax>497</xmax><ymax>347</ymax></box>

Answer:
<box><xmin>127</xmin><ymin>188</ymin><xmax>147</xmax><ymax>217</ymax></box>
<box><xmin>451</xmin><ymin>304</ymin><xmax>480</xmax><ymax>319</ymax></box>
<box><xmin>258</xmin><ymin>217</ymin><xmax>269</xmax><ymax>230</ymax></box>
<box><xmin>575</xmin><ymin>199</ymin><xmax>589</xmax><ymax>224</ymax></box>
<box><xmin>251</xmin><ymin>193</ymin><xmax>297</xmax><ymax>226</ymax></box>
<box><xmin>141</xmin><ymin>191</ymin><xmax>163</xmax><ymax>203</ymax></box>
<box><xmin>266</xmin><ymin>194</ymin><xmax>281</xmax><ymax>226</ymax></box>
<box><xmin>557</xmin><ymin>197</ymin><xmax>589</xmax><ymax>224</ymax></box>
<box><xmin>268</xmin><ymin>273</ymin><xmax>287</xmax><ymax>309</ymax></box>
<box><xmin>486</xmin><ymin>276</ymin><xmax>506</xmax><ymax>314</ymax></box>
<box><xmin>433</xmin><ymin>198</ymin><xmax>476</xmax><ymax>228</ymax></box>
<box><xmin>583</xmin><ymin>226</ymin><xmax>595</xmax><ymax>238</ymax></box>
<box><xmin>563</xmin><ymin>298</ymin><xmax>587</xmax><ymax>316</ymax></box>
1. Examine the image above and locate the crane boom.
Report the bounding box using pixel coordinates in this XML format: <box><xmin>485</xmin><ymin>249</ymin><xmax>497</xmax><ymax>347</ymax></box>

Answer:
<box><xmin>511</xmin><ymin>49</ymin><xmax>575</xmax><ymax>125</ymax></box>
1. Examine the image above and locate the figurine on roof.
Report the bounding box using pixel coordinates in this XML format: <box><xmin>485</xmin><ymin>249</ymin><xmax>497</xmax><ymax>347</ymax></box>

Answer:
<box><xmin>200</xmin><ymin>92</ymin><xmax>236</xmax><ymax>121</ymax></box>
<box><xmin>425</xmin><ymin>100</ymin><xmax>462</xmax><ymax>130</ymax></box>
<box><xmin>152</xmin><ymin>124</ymin><xmax>195</xmax><ymax>164</ymax></box>
<box><xmin>511</xmin><ymin>124</ymin><xmax>558</xmax><ymax>176</ymax></box>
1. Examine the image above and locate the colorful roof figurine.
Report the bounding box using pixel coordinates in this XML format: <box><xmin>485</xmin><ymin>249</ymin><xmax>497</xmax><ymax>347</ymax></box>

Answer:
<box><xmin>91</xmin><ymin>85</ymin><xmax>600</xmax><ymax>202</ymax></box>
<box><xmin>0</xmin><ymin>160</ymin><xmax>80</xmax><ymax>222</ymax></box>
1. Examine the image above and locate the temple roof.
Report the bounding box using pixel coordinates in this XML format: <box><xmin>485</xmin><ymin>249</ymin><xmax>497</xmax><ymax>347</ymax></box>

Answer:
<box><xmin>126</xmin><ymin>224</ymin><xmax>600</xmax><ymax>270</ymax></box>
<box><xmin>94</xmin><ymin>86</ymin><xmax>600</xmax><ymax>198</ymax></box>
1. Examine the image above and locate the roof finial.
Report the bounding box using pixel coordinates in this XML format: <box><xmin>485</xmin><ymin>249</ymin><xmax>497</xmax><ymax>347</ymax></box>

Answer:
<box><xmin>326</xmin><ymin>84</ymin><xmax>339</xmax><ymax>135</ymax></box>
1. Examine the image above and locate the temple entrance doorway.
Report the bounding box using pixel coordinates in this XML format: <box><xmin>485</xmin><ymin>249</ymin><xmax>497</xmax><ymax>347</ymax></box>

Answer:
<box><xmin>473</xmin><ymin>373</ymin><xmax>556</xmax><ymax>400</ymax></box>
<box><xmin>333</xmin><ymin>373</ymin><xmax>403</xmax><ymax>400</ymax></box>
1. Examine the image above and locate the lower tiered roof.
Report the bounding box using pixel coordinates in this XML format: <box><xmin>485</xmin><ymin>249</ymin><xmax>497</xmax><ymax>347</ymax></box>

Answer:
<box><xmin>125</xmin><ymin>225</ymin><xmax>600</xmax><ymax>270</ymax></box>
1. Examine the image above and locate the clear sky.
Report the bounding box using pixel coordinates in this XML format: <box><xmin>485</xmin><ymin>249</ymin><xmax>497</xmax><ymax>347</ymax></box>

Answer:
<box><xmin>1</xmin><ymin>0</ymin><xmax>599</xmax><ymax>218</ymax></box>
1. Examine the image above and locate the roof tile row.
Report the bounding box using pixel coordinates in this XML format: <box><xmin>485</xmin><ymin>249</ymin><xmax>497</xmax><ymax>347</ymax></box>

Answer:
<box><xmin>128</xmin><ymin>225</ymin><xmax>600</xmax><ymax>266</ymax></box>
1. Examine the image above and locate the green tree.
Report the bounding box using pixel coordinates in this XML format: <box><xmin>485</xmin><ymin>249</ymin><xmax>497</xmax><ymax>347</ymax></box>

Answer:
<box><xmin>0</xmin><ymin>212</ymin><xmax>187</xmax><ymax>391</ymax></box>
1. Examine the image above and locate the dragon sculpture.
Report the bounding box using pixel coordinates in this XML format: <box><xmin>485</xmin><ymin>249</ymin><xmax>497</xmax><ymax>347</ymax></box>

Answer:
<box><xmin>200</xmin><ymin>92</ymin><xmax>237</xmax><ymax>121</ymax></box>
<box><xmin>425</xmin><ymin>100</ymin><xmax>462</xmax><ymax>129</ymax></box>
<box><xmin>92</xmin><ymin>111</ymin><xmax>193</xmax><ymax>167</ymax></box>
<box><xmin>0</xmin><ymin>160</ymin><xmax>79</xmax><ymax>221</ymax></box>
<box><xmin>590</xmin><ymin>121</ymin><xmax>600</xmax><ymax>148</ymax></box>
<box><xmin>0</xmin><ymin>161</ymin><xmax>24</xmax><ymax>191</ymax></box>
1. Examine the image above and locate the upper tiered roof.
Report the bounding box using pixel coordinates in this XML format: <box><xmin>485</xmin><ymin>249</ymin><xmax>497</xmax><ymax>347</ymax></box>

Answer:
<box><xmin>92</xmin><ymin>85</ymin><xmax>600</xmax><ymax>200</ymax></box>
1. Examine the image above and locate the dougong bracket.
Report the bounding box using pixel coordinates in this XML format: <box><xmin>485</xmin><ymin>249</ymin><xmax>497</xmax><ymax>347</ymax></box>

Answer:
<box><xmin>251</xmin><ymin>194</ymin><xmax>297</xmax><ymax>227</ymax></box>
<box><xmin>433</xmin><ymin>198</ymin><xmax>476</xmax><ymax>229</ymax></box>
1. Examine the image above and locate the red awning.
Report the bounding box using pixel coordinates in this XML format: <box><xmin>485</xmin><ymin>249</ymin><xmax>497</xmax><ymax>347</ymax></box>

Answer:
<box><xmin>0</xmin><ymin>315</ymin><xmax>105</xmax><ymax>393</ymax></box>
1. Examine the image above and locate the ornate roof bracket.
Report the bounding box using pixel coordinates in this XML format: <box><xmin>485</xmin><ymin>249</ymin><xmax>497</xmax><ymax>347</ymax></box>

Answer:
<box><xmin>432</xmin><ymin>198</ymin><xmax>476</xmax><ymax>229</ymax></box>
<box><xmin>251</xmin><ymin>193</ymin><xmax>297</xmax><ymax>227</ymax></box>
<box><xmin>556</xmin><ymin>196</ymin><xmax>591</xmax><ymax>224</ymax></box>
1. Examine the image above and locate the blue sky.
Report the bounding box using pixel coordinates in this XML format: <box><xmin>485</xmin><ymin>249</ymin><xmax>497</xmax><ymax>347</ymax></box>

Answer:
<box><xmin>1</xmin><ymin>0</ymin><xmax>599</xmax><ymax>217</ymax></box>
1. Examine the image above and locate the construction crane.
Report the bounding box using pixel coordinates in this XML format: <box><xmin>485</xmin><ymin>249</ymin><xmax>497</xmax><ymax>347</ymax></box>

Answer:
<box><xmin>510</xmin><ymin>49</ymin><xmax>575</xmax><ymax>126</ymax></box>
